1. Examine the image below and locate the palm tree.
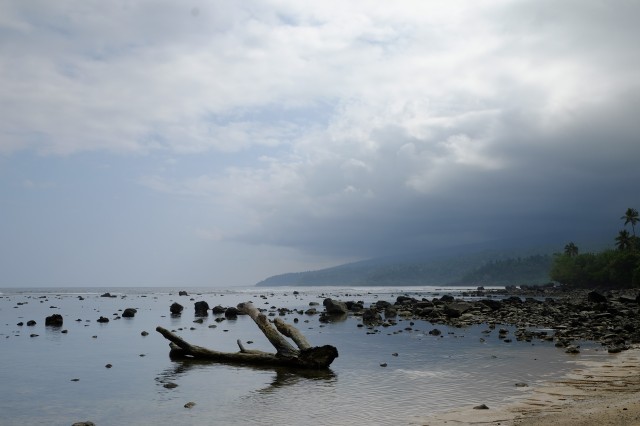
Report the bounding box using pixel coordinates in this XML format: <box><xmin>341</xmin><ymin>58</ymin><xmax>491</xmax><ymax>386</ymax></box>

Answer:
<box><xmin>621</xmin><ymin>208</ymin><xmax>639</xmax><ymax>236</ymax></box>
<box><xmin>563</xmin><ymin>242</ymin><xmax>579</xmax><ymax>257</ymax></box>
<box><xmin>615</xmin><ymin>230</ymin><xmax>632</xmax><ymax>251</ymax></box>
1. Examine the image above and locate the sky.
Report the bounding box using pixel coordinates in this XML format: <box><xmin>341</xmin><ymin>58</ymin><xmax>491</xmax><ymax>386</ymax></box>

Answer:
<box><xmin>1</xmin><ymin>1</ymin><xmax>639</xmax><ymax>287</ymax></box>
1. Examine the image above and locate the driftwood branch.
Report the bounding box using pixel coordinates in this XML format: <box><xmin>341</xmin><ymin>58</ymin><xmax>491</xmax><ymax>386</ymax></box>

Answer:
<box><xmin>156</xmin><ymin>301</ymin><xmax>338</xmax><ymax>369</ymax></box>
<box><xmin>237</xmin><ymin>302</ymin><xmax>298</xmax><ymax>357</ymax></box>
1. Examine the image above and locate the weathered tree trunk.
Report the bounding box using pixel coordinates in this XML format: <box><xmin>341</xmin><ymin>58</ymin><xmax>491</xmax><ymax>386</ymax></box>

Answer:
<box><xmin>156</xmin><ymin>302</ymin><xmax>338</xmax><ymax>369</ymax></box>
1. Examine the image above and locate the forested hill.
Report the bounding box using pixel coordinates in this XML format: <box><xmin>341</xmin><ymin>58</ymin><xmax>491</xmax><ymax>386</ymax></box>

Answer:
<box><xmin>255</xmin><ymin>253</ymin><xmax>553</xmax><ymax>287</ymax></box>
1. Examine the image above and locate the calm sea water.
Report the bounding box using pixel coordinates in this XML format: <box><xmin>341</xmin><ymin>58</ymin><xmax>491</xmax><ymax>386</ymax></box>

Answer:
<box><xmin>0</xmin><ymin>286</ymin><xmax>608</xmax><ymax>426</ymax></box>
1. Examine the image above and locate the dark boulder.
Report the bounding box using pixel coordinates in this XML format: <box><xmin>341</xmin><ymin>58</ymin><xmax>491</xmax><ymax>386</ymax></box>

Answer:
<box><xmin>440</xmin><ymin>294</ymin><xmax>455</xmax><ymax>303</ymax></box>
<box><xmin>170</xmin><ymin>303</ymin><xmax>184</xmax><ymax>315</ymax></box>
<box><xmin>323</xmin><ymin>298</ymin><xmax>348</xmax><ymax>315</ymax></box>
<box><xmin>178</xmin><ymin>291</ymin><xmax>189</xmax><ymax>296</ymax></box>
<box><xmin>443</xmin><ymin>301</ymin><xmax>473</xmax><ymax>318</ymax></box>
<box><xmin>479</xmin><ymin>299</ymin><xmax>502</xmax><ymax>311</ymax></box>
<box><xmin>396</xmin><ymin>296</ymin><xmax>416</xmax><ymax>305</ymax></box>
<box><xmin>194</xmin><ymin>301</ymin><xmax>210</xmax><ymax>316</ymax></box>
<box><xmin>27</xmin><ymin>320</ymin><xmax>36</xmax><ymax>326</ymax></box>
<box><xmin>362</xmin><ymin>308</ymin><xmax>382</xmax><ymax>325</ymax></box>
<box><xmin>45</xmin><ymin>314</ymin><xmax>63</xmax><ymax>327</ymax></box>
<box><xmin>122</xmin><ymin>308</ymin><xmax>137</xmax><ymax>318</ymax></box>
<box><xmin>224</xmin><ymin>307</ymin><xmax>239</xmax><ymax>319</ymax></box>
<box><xmin>97</xmin><ymin>316</ymin><xmax>109</xmax><ymax>323</ymax></box>
<box><xmin>588</xmin><ymin>291</ymin><xmax>607</xmax><ymax>304</ymax></box>
<box><xmin>100</xmin><ymin>293</ymin><xmax>116</xmax><ymax>298</ymax></box>
<box><xmin>211</xmin><ymin>305</ymin><xmax>226</xmax><ymax>314</ymax></box>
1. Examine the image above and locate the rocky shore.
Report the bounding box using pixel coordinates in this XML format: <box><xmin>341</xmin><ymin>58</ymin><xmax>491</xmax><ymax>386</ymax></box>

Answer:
<box><xmin>314</xmin><ymin>286</ymin><xmax>640</xmax><ymax>354</ymax></box>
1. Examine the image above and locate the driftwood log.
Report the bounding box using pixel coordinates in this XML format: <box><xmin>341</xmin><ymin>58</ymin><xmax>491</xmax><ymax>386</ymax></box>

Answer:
<box><xmin>156</xmin><ymin>302</ymin><xmax>338</xmax><ymax>369</ymax></box>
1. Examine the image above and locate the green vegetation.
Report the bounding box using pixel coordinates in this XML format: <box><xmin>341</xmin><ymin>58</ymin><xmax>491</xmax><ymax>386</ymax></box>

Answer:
<box><xmin>551</xmin><ymin>208</ymin><xmax>640</xmax><ymax>288</ymax></box>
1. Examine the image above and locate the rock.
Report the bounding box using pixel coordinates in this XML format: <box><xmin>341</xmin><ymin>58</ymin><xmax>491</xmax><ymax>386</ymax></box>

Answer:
<box><xmin>141</xmin><ymin>331</ymin><xmax>149</xmax><ymax>336</ymax></box>
<box><xmin>323</xmin><ymin>298</ymin><xmax>348</xmax><ymax>314</ymax></box>
<box><xmin>163</xmin><ymin>382</ymin><xmax>178</xmax><ymax>389</ymax></box>
<box><xmin>122</xmin><ymin>308</ymin><xmax>137</xmax><ymax>318</ymax></box>
<box><xmin>440</xmin><ymin>294</ymin><xmax>455</xmax><ymax>303</ymax></box>
<box><xmin>178</xmin><ymin>291</ymin><xmax>189</xmax><ymax>296</ymax></box>
<box><xmin>100</xmin><ymin>292</ymin><xmax>116</xmax><ymax>298</ymax></box>
<box><xmin>224</xmin><ymin>307</ymin><xmax>239</xmax><ymax>319</ymax></box>
<box><xmin>17</xmin><ymin>322</ymin><xmax>24</xmax><ymax>326</ymax></box>
<box><xmin>72</xmin><ymin>422</ymin><xmax>95</xmax><ymax>426</ymax></box>
<box><xmin>479</xmin><ymin>299</ymin><xmax>503</xmax><ymax>311</ymax></box>
<box><xmin>428</xmin><ymin>328</ymin><xmax>442</xmax><ymax>336</ymax></box>
<box><xmin>97</xmin><ymin>316</ymin><xmax>109</xmax><ymax>323</ymax></box>
<box><xmin>45</xmin><ymin>314</ymin><xmax>64</xmax><ymax>327</ymax></box>
<box><xmin>184</xmin><ymin>402</ymin><xmax>196</xmax><ymax>409</ymax></box>
<box><xmin>474</xmin><ymin>404</ymin><xmax>489</xmax><ymax>410</ymax></box>
<box><xmin>211</xmin><ymin>305</ymin><xmax>226</xmax><ymax>314</ymax></box>
<box><xmin>379</xmin><ymin>363</ymin><xmax>388</xmax><ymax>367</ymax></box>
<box><xmin>588</xmin><ymin>291</ymin><xmax>607</xmax><ymax>304</ymax></box>
<box><xmin>170</xmin><ymin>303</ymin><xmax>184</xmax><ymax>315</ymax></box>
<box><xmin>362</xmin><ymin>308</ymin><xmax>382</xmax><ymax>325</ymax></box>
<box><xmin>443</xmin><ymin>301</ymin><xmax>473</xmax><ymax>318</ymax></box>
<box><xmin>105</xmin><ymin>364</ymin><xmax>112</xmax><ymax>368</ymax></box>
<box><xmin>27</xmin><ymin>320</ymin><xmax>37</xmax><ymax>326</ymax></box>
<box><xmin>304</xmin><ymin>308</ymin><xmax>317</xmax><ymax>315</ymax></box>
<box><xmin>515</xmin><ymin>382</ymin><xmax>528</xmax><ymax>387</ymax></box>
<box><xmin>194</xmin><ymin>301</ymin><xmax>210</xmax><ymax>316</ymax></box>
<box><xmin>565</xmin><ymin>345</ymin><xmax>580</xmax><ymax>354</ymax></box>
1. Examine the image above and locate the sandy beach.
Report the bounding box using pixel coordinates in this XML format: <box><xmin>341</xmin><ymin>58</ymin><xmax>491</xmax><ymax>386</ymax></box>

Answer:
<box><xmin>421</xmin><ymin>346</ymin><xmax>640</xmax><ymax>425</ymax></box>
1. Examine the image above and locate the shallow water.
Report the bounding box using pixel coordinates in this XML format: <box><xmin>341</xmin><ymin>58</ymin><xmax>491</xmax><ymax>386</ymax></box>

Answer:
<box><xmin>0</xmin><ymin>286</ymin><xmax>609</xmax><ymax>426</ymax></box>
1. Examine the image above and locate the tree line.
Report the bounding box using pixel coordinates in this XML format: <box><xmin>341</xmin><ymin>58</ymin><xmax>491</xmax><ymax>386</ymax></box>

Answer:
<box><xmin>550</xmin><ymin>208</ymin><xmax>640</xmax><ymax>288</ymax></box>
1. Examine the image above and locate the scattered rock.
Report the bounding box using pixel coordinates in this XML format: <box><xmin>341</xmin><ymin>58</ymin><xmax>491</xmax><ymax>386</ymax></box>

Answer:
<box><xmin>323</xmin><ymin>298</ymin><xmax>348</xmax><ymax>315</ymax></box>
<box><xmin>26</xmin><ymin>320</ymin><xmax>36</xmax><ymax>326</ymax></box>
<box><xmin>45</xmin><ymin>314</ymin><xmax>64</xmax><ymax>327</ymax></box>
<box><xmin>96</xmin><ymin>316</ymin><xmax>109</xmax><ymax>323</ymax></box>
<box><xmin>194</xmin><ymin>301</ymin><xmax>210</xmax><ymax>316</ymax></box>
<box><xmin>170</xmin><ymin>303</ymin><xmax>184</xmax><ymax>315</ymax></box>
<box><xmin>224</xmin><ymin>307</ymin><xmax>239</xmax><ymax>319</ymax></box>
<box><xmin>105</xmin><ymin>364</ymin><xmax>112</xmax><ymax>368</ymax></box>
<box><xmin>163</xmin><ymin>382</ymin><xmax>178</xmax><ymax>389</ymax></box>
<box><xmin>473</xmin><ymin>404</ymin><xmax>489</xmax><ymax>410</ymax></box>
<box><xmin>122</xmin><ymin>308</ymin><xmax>137</xmax><ymax>318</ymax></box>
<box><xmin>179</xmin><ymin>291</ymin><xmax>189</xmax><ymax>296</ymax></box>
<box><xmin>211</xmin><ymin>305</ymin><xmax>226</xmax><ymax>314</ymax></box>
<box><xmin>141</xmin><ymin>331</ymin><xmax>149</xmax><ymax>336</ymax></box>
<box><xmin>184</xmin><ymin>402</ymin><xmax>196</xmax><ymax>409</ymax></box>
<box><xmin>72</xmin><ymin>422</ymin><xmax>95</xmax><ymax>426</ymax></box>
<box><xmin>100</xmin><ymin>292</ymin><xmax>116</xmax><ymax>298</ymax></box>
<box><xmin>588</xmin><ymin>291</ymin><xmax>607</xmax><ymax>304</ymax></box>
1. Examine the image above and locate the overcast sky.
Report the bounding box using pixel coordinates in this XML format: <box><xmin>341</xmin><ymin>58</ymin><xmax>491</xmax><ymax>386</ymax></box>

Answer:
<box><xmin>1</xmin><ymin>1</ymin><xmax>639</xmax><ymax>287</ymax></box>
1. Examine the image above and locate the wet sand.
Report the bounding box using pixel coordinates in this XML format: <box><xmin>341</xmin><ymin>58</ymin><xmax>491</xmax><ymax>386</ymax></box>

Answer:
<box><xmin>420</xmin><ymin>346</ymin><xmax>640</xmax><ymax>425</ymax></box>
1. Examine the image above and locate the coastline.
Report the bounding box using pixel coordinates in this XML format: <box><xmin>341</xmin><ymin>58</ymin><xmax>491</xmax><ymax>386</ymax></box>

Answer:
<box><xmin>420</xmin><ymin>345</ymin><xmax>640</xmax><ymax>425</ymax></box>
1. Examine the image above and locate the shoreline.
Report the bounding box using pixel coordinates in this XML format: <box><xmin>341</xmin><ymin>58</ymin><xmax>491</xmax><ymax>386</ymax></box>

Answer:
<box><xmin>420</xmin><ymin>345</ymin><xmax>640</xmax><ymax>425</ymax></box>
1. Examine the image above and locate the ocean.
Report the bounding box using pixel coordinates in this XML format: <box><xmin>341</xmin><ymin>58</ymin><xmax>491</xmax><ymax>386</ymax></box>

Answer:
<box><xmin>0</xmin><ymin>286</ymin><xmax>609</xmax><ymax>426</ymax></box>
